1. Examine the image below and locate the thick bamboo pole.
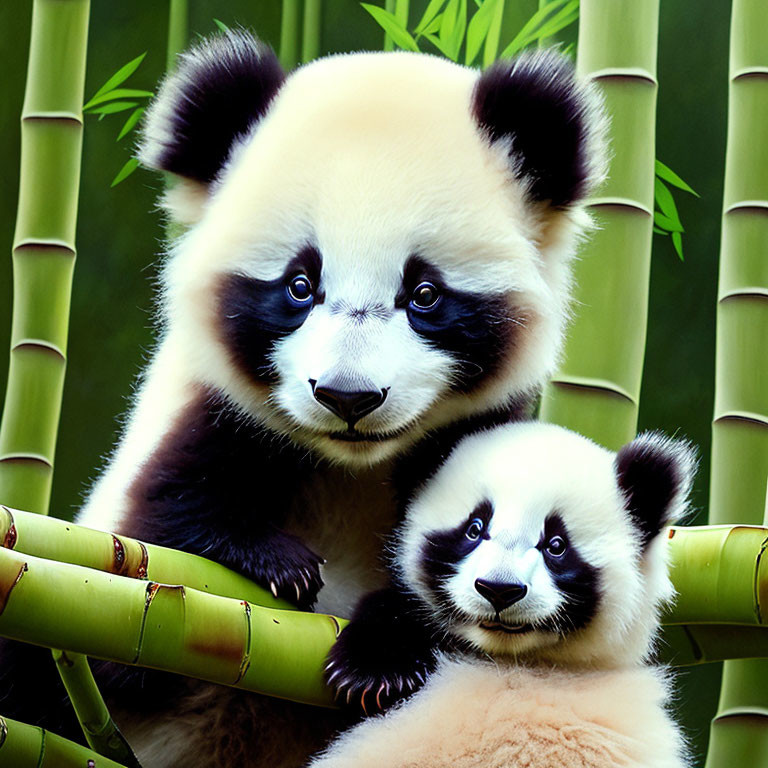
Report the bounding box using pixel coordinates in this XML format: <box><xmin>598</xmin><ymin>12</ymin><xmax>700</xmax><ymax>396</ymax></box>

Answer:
<box><xmin>0</xmin><ymin>4</ymin><xmax>139</xmax><ymax>761</ymax></box>
<box><xmin>706</xmin><ymin>1</ymin><xmax>768</xmax><ymax>765</ymax></box>
<box><xmin>280</xmin><ymin>0</ymin><xmax>301</xmax><ymax>70</ymax></box>
<box><xmin>166</xmin><ymin>0</ymin><xmax>188</xmax><ymax>72</ymax></box>
<box><xmin>0</xmin><ymin>0</ymin><xmax>89</xmax><ymax>515</ymax></box>
<box><xmin>0</xmin><ymin>716</ymin><xmax>126</xmax><ymax>768</ymax></box>
<box><xmin>539</xmin><ymin>0</ymin><xmax>659</xmax><ymax>451</ymax></box>
<box><xmin>301</xmin><ymin>0</ymin><xmax>323</xmax><ymax>63</ymax></box>
<box><xmin>0</xmin><ymin>549</ymin><xmax>346</xmax><ymax>708</ymax></box>
<box><xmin>0</xmin><ymin>505</ymin><xmax>290</xmax><ymax>610</ymax></box>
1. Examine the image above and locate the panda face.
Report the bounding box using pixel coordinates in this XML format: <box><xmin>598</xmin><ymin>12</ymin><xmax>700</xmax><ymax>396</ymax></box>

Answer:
<box><xmin>396</xmin><ymin>423</ymin><xmax>694</xmax><ymax>666</ymax></box>
<box><xmin>142</xmin><ymin>34</ymin><xmax>606</xmax><ymax>466</ymax></box>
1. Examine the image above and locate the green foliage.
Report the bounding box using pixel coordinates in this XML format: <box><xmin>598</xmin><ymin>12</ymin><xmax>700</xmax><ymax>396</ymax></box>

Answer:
<box><xmin>83</xmin><ymin>53</ymin><xmax>154</xmax><ymax>187</ymax></box>
<box><xmin>363</xmin><ymin>0</ymin><xmax>578</xmax><ymax>65</ymax></box>
<box><xmin>653</xmin><ymin>159</ymin><xmax>700</xmax><ymax>261</ymax></box>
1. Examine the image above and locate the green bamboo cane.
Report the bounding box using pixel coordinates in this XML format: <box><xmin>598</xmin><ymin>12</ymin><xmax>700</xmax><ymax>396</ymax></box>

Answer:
<box><xmin>0</xmin><ymin>716</ymin><xmax>127</xmax><ymax>768</ymax></box>
<box><xmin>301</xmin><ymin>0</ymin><xmax>323</xmax><ymax>63</ymax></box>
<box><xmin>166</xmin><ymin>0</ymin><xmax>188</xmax><ymax>72</ymax></box>
<box><xmin>539</xmin><ymin>0</ymin><xmax>659</xmax><ymax>451</ymax></box>
<box><xmin>0</xmin><ymin>505</ymin><xmax>291</xmax><ymax>610</ymax></box>
<box><xmin>0</xmin><ymin>3</ymin><xmax>139</xmax><ymax>760</ymax></box>
<box><xmin>0</xmin><ymin>548</ymin><xmax>346</xmax><ymax>708</ymax></box>
<box><xmin>705</xmin><ymin>1</ymin><xmax>768</xmax><ymax>765</ymax></box>
<box><xmin>0</xmin><ymin>0</ymin><xmax>89</xmax><ymax>515</ymax></box>
<box><xmin>280</xmin><ymin>0</ymin><xmax>301</xmax><ymax>70</ymax></box>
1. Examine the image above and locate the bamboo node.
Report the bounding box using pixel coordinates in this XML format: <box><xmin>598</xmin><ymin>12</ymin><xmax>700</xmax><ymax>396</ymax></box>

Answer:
<box><xmin>0</xmin><ymin>507</ymin><xmax>16</xmax><ymax>550</ymax></box>
<box><xmin>0</xmin><ymin>561</ymin><xmax>27</xmax><ymax>616</ymax></box>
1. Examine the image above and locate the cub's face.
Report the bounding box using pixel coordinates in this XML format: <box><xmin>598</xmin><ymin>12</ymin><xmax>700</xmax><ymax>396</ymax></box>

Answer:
<box><xmin>397</xmin><ymin>423</ymin><xmax>695</xmax><ymax>666</ymax></box>
<box><xmin>141</xmin><ymin>33</ymin><xmax>605</xmax><ymax>466</ymax></box>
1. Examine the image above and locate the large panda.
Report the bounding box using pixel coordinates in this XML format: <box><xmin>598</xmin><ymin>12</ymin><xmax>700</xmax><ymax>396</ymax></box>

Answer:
<box><xmin>62</xmin><ymin>30</ymin><xmax>607</xmax><ymax>767</ymax></box>
<box><xmin>313</xmin><ymin>423</ymin><xmax>694</xmax><ymax>768</ymax></box>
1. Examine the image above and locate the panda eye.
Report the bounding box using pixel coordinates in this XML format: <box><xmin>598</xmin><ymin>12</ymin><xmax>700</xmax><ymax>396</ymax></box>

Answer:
<box><xmin>287</xmin><ymin>274</ymin><xmax>314</xmax><ymax>304</ymax></box>
<box><xmin>410</xmin><ymin>282</ymin><xmax>440</xmax><ymax>310</ymax></box>
<box><xmin>465</xmin><ymin>517</ymin><xmax>485</xmax><ymax>541</ymax></box>
<box><xmin>546</xmin><ymin>536</ymin><xmax>567</xmax><ymax>557</ymax></box>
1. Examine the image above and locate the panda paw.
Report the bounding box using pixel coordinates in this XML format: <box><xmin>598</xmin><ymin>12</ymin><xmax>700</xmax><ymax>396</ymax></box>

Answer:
<box><xmin>246</xmin><ymin>529</ymin><xmax>325</xmax><ymax>610</ymax></box>
<box><xmin>323</xmin><ymin>588</ymin><xmax>437</xmax><ymax>715</ymax></box>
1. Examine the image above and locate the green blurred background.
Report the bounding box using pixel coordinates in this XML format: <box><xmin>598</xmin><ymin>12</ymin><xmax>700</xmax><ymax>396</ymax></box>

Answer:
<box><xmin>0</xmin><ymin>0</ymin><xmax>729</xmax><ymax>763</ymax></box>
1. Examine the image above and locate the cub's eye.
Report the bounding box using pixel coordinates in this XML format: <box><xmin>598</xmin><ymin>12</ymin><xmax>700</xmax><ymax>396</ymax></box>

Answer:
<box><xmin>287</xmin><ymin>274</ymin><xmax>313</xmax><ymax>304</ymax></box>
<box><xmin>546</xmin><ymin>536</ymin><xmax>567</xmax><ymax>557</ymax></box>
<box><xmin>465</xmin><ymin>517</ymin><xmax>485</xmax><ymax>541</ymax></box>
<box><xmin>410</xmin><ymin>281</ymin><xmax>440</xmax><ymax>310</ymax></box>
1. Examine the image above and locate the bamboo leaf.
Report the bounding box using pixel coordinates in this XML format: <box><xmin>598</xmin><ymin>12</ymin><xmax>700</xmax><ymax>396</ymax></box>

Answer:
<box><xmin>415</xmin><ymin>0</ymin><xmax>448</xmax><ymax>34</ymax></box>
<box><xmin>421</xmin><ymin>14</ymin><xmax>444</xmax><ymax>35</ymax></box>
<box><xmin>501</xmin><ymin>0</ymin><xmax>570</xmax><ymax>57</ymax></box>
<box><xmin>654</xmin><ymin>178</ymin><xmax>683</xmax><ymax>228</ymax></box>
<box><xmin>655</xmin><ymin>159</ymin><xmax>699</xmax><ymax>197</ymax></box>
<box><xmin>83</xmin><ymin>88</ymin><xmax>153</xmax><ymax>111</ymax></box>
<box><xmin>90</xmin><ymin>53</ymin><xmax>147</xmax><ymax>101</ymax></box>
<box><xmin>654</xmin><ymin>211</ymin><xmax>684</xmax><ymax>232</ymax></box>
<box><xmin>88</xmin><ymin>101</ymin><xmax>140</xmax><ymax>116</ymax></box>
<box><xmin>529</xmin><ymin>5</ymin><xmax>579</xmax><ymax>43</ymax></box>
<box><xmin>439</xmin><ymin>0</ymin><xmax>459</xmax><ymax>60</ymax></box>
<box><xmin>424</xmin><ymin>31</ymin><xmax>454</xmax><ymax>57</ymax></box>
<box><xmin>465</xmin><ymin>0</ymin><xmax>499</xmax><ymax>66</ymax></box>
<box><xmin>482</xmin><ymin>0</ymin><xmax>504</xmax><ymax>67</ymax></box>
<box><xmin>361</xmin><ymin>4</ymin><xmax>421</xmax><ymax>51</ymax></box>
<box><xmin>116</xmin><ymin>107</ymin><xmax>145</xmax><ymax>142</ymax></box>
<box><xmin>111</xmin><ymin>158</ymin><xmax>139</xmax><ymax>187</ymax></box>
<box><xmin>653</xmin><ymin>226</ymin><xmax>669</xmax><ymax>235</ymax></box>
<box><xmin>449</xmin><ymin>0</ymin><xmax>468</xmax><ymax>61</ymax></box>
<box><xmin>671</xmin><ymin>231</ymin><xmax>684</xmax><ymax>261</ymax></box>
<box><xmin>213</xmin><ymin>18</ymin><xmax>230</xmax><ymax>33</ymax></box>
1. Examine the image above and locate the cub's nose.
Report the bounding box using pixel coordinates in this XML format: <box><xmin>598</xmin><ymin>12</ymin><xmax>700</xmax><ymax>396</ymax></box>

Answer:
<box><xmin>474</xmin><ymin>578</ymin><xmax>528</xmax><ymax>613</ymax></box>
<box><xmin>310</xmin><ymin>380</ymin><xmax>388</xmax><ymax>428</ymax></box>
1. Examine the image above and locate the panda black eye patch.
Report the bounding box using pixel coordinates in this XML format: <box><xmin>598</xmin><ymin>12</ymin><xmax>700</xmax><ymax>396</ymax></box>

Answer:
<box><xmin>218</xmin><ymin>245</ymin><xmax>322</xmax><ymax>383</ymax></box>
<box><xmin>420</xmin><ymin>499</ymin><xmax>494</xmax><ymax>607</ymax></box>
<box><xmin>536</xmin><ymin>513</ymin><xmax>600</xmax><ymax>634</ymax></box>
<box><xmin>396</xmin><ymin>255</ymin><xmax>518</xmax><ymax>393</ymax></box>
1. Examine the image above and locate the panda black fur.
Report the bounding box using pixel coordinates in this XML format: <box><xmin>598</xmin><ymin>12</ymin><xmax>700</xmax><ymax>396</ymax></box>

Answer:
<box><xmin>313</xmin><ymin>422</ymin><xmax>694</xmax><ymax>768</ymax></box>
<box><xmin>0</xmin><ymin>31</ymin><xmax>607</xmax><ymax>767</ymax></box>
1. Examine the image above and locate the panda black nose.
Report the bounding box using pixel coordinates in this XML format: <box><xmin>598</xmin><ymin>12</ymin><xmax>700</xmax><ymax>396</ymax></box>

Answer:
<box><xmin>474</xmin><ymin>578</ymin><xmax>528</xmax><ymax>613</ymax></box>
<box><xmin>310</xmin><ymin>381</ymin><xmax>388</xmax><ymax>427</ymax></box>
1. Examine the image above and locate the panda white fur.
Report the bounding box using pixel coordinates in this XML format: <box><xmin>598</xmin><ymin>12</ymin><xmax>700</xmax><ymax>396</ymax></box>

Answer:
<box><xmin>61</xmin><ymin>31</ymin><xmax>607</xmax><ymax>767</ymax></box>
<box><xmin>312</xmin><ymin>422</ymin><xmax>694</xmax><ymax>768</ymax></box>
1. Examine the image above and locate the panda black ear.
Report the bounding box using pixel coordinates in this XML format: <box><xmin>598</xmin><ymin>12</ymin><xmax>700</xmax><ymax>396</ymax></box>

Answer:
<box><xmin>138</xmin><ymin>30</ymin><xmax>284</xmax><ymax>185</ymax></box>
<box><xmin>471</xmin><ymin>51</ymin><xmax>606</xmax><ymax>207</ymax></box>
<box><xmin>615</xmin><ymin>433</ymin><xmax>697</xmax><ymax>550</ymax></box>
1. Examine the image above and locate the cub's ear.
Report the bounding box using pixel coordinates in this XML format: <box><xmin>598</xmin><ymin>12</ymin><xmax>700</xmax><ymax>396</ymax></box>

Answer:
<box><xmin>615</xmin><ymin>432</ymin><xmax>697</xmax><ymax>549</ymax></box>
<box><xmin>472</xmin><ymin>50</ymin><xmax>607</xmax><ymax>208</ymax></box>
<box><xmin>138</xmin><ymin>29</ymin><xmax>284</xmax><ymax>186</ymax></box>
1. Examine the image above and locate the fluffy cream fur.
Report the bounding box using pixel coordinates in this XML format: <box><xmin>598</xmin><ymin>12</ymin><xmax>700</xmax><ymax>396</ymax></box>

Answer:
<box><xmin>313</xmin><ymin>423</ymin><xmax>691</xmax><ymax>768</ymax></box>
<box><xmin>310</xmin><ymin>659</ymin><xmax>686</xmax><ymax>768</ymax></box>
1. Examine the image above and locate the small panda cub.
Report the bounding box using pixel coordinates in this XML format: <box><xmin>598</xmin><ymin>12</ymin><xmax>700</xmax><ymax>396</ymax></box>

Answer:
<box><xmin>314</xmin><ymin>422</ymin><xmax>693</xmax><ymax>768</ymax></box>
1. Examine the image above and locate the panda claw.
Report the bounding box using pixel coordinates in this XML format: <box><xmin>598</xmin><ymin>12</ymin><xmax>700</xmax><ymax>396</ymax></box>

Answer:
<box><xmin>375</xmin><ymin>683</ymin><xmax>385</xmax><ymax>711</ymax></box>
<box><xmin>361</xmin><ymin>687</ymin><xmax>371</xmax><ymax>716</ymax></box>
<box><xmin>270</xmin><ymin>581</ymin><xmax>278</xmax><ymax>598</ymax></box>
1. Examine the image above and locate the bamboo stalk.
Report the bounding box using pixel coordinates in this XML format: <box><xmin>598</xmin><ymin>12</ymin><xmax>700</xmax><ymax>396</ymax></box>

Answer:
<box><xmin>539</xmin><ymin>0</ymin><xmax>659</xmax><ymax>451</ymax></box>
<box><xmin>280</xmin><ymin>0</ymin><xmax>301</xmax><ymax>70</ymax></box>
<box><xmin>0</xmin><ymin>0</ymin><xmax>89</xmax><ymax>515</ymax></box>
<box><xmin>0</xmin><ymin>4</ymin><xmax>139</xmax><ymax>760</ymax></box>
<box><xmin>51</xmin><ymin>651</ymin><xmax>140</xmax><ymax>768</ymax></box>
<box><xmin>0</xmin><ymin>505</ymin><xmax>291</xmax><ymax>609</ymax></box>
<box><xmin>301</xmin><ymin>0</ymin><xmax>323</xmax><ymax>63</ymax></box>
<box><xmin>706</xmin><ymin>1</ymin><xmax>768</xmax><ymax>765</ymax></box>
<box><xmin>0</xmin><ymin>549</ymin><xmax>346</xmax><ymax>708</ymax></box>
<box><xmin>166</xmin><ymin>0</ymin><xmax>188</xmax><ymax>72</ymax></box>
<box><xmin>0</xmin><ymin>715</ymin><xmax>127</xmax><ymax>768</ymax></box>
